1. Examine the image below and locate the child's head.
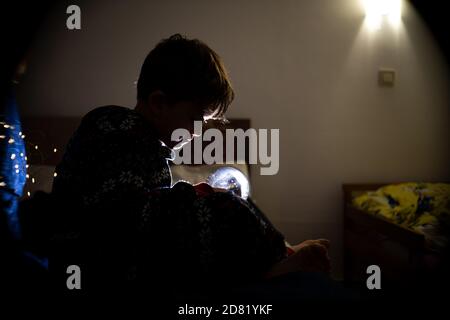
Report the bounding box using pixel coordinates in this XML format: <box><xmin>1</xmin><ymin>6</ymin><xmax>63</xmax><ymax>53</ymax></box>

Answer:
<box><xmin>136</xmin><ymin>34</ymin><xmax>234</xmax><ymax>148</ymax></box>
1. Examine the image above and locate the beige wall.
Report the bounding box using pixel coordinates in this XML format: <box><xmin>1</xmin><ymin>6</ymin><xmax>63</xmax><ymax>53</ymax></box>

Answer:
<box><xmin>17</xmin><ymin>0</ymin><xmax>450</xmax><ymax>278</ymax></box>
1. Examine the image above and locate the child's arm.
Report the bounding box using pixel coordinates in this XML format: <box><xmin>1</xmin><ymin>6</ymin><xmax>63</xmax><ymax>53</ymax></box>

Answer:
<box><xmin>265</xmin><ymin>239</ymin><xmax>331</xmax><ymax>278</ymax></box>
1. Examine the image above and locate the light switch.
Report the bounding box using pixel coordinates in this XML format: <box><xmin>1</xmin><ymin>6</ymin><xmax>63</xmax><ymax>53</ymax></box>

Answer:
<box><xmin>378</xmin><ymin>69</ymin><xmax>396</xmax><ymax>87</ymax></box>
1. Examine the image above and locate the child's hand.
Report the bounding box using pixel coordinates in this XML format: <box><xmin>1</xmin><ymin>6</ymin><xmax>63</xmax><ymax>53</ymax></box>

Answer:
<box><xmin>193</xmin><ymin>182</ymin><xmax>214</xmax><ymax>197</ymax></box>
<box><xmin>290</xmin><ymin>239</ymin><xmax>331</xmax><ymax>273</ymax></box>
<box><xmin>266</xmin><ymin>239</ymin><xmax>331</xmax><ymax>278</ymax></box>
<box><xmin>193</xmin><ymin>183</ymin><xmax>228</xmax><ymax>196</ymax></box>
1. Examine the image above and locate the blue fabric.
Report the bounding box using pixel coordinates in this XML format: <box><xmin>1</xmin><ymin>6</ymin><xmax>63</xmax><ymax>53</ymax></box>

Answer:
<box><xmin>0</xmin><ymin>86</ymin><xmax>27</xmax><ymax>239</ymax></box>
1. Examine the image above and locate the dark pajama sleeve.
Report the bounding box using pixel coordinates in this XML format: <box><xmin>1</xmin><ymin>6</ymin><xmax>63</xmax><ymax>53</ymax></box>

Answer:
<box><xmin>137</xmin><ymin>183</ymin><xmax>287</xmax><ymax>290</ymax></box>
<box><xmin>50</xmin><ymin>105</ymin><xmax>287</xmax><ymax>292</ymax></box>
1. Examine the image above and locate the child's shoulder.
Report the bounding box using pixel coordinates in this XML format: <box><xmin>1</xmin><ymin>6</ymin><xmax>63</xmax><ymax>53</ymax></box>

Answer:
<box><xmin>74</xmin><ymin>105</ymin><xmax>169</xmax><ymax>154</ymax></box>
<box><xmin>82</xmin><ymin>105</ymin><xmax>133</xmax><ymax>123</ymax></box>
<box><xmin>78</xmin><ymin>105</ymin><xmax>146</xmax><ymax>134</ymax></box>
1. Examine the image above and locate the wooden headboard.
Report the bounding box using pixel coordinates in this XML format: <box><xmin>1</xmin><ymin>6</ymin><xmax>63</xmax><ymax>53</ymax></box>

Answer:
<box><xmin>21</xmin><ymin>115</ymin><xmax>251</xmax><ymax>166</ymax></box>
<box><xmin>21</xmin><ymin>116</ymin><xmax>81</xmax><ymax>166</ymax></box>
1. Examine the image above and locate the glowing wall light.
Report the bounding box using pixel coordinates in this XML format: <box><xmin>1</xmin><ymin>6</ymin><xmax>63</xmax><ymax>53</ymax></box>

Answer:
<box><xmin>363</xmin><ymin>0</ymin><xmax>402</xmax><ymax>30</ymax></box>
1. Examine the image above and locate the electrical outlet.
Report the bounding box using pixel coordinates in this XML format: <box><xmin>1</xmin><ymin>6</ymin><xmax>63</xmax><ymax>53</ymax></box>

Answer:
<box><xmin>378</xmin><ymin>69</ymin><xmax>396</xmax><ymax>87</ymax></box>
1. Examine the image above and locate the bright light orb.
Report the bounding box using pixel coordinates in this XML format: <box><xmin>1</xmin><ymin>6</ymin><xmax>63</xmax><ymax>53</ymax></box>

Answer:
<box><xmin>206</xmin><ymin>167</ymin><xmax>250</xmax><ymax>200</ymax></box>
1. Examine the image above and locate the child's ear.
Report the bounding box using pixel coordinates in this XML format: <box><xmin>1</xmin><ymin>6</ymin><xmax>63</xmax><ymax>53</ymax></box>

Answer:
<box><xmin>147</xmin><ymin>90</ymin><xmax>168</xmax><ymax>116</ymax></box>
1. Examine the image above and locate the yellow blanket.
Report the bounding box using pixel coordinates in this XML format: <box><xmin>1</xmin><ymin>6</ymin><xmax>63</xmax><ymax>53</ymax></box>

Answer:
<box><xmin>353</xmin><ymin>183</ymin><xmax>450</xmax><ymax>248</ymax></box>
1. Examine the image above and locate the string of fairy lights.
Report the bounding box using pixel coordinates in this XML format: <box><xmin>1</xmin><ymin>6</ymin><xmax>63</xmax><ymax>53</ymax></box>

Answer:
<box><xmin>1</xmin><ymin>120</ymin><xmax>58</xmax><ymax>197</ymax></box>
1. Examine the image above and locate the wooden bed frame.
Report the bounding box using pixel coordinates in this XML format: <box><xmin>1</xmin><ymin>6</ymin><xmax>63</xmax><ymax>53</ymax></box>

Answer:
<box><xmin>342</xmin><ymin>183</ymin><xmax>430</xmax><ymax>288</ymax></box>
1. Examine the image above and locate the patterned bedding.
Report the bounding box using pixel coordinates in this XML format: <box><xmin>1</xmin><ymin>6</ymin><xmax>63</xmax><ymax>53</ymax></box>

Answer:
<box><xmin>353</xmin><ymin>183</ymin><xmax>450</xmax><ymax>250</ymax></box>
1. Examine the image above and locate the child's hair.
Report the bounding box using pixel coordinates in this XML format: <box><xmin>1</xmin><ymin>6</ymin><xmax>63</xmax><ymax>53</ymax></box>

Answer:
<box><xmin>137</xmin><ymin>34</ymin><xmax>234</xmax><ymax>121</ymax></box>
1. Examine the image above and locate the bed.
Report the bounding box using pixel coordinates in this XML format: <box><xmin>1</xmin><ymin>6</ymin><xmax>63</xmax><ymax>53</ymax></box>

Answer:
<box><xmin>343</xmin><ymin>183</ymin><xmax>450</xmax><ymax>289</ymax></box>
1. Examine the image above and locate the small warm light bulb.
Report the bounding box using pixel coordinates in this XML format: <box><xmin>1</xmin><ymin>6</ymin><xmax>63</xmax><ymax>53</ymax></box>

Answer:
<box><xmin>20</xmin><ymin>153</ymin><xmax>24</xmax><ymax>157</ymax></box>
<box><xmin>14</xmin><ymin>164</ymin><xmax>19</xmax><ymax>169</ymax></box>
<box><xmin>26</xmin><ymin>164</ymin><xmax>29</xmax><ymax>168</ymax></box>
<box><xmin>0</xmin><ymin>135</ymin><xmax>5</xmax><ymax>139</ymax></box>
<box><xmin>31</xmin><ymin>178</ymin><xmax>35</xmax><ymax>184</ymax></box>
<box><xmin>4</xmin><ymin>124</ymin><xmax>10</xmax><ymax>128</ymax></box>
<box><xmin>25</xmin><ymin>156</ymin><xmax>28</xmax><ymax>161</ymax></box>
<box><xmin>363</xmin><ymin>0</ymin><xmax>402</xmax><ymax>30</ymax></box>
<box><xmin>54</xmin><ymin>172</ymin><xmax>58</xmax><ymax>177</ymax></box>
<box><xmin>53</xmin><ymin>148</ymin><xmax>58</xmax><ymax>153</ymax></box>
<box><xmin>15</xmin><ymin>169</ymin><xmax>19</xmax><ymax>174</ymax></box>
<box><xmin>8</xmin><ymin>138</ymin><xmax>14</xmax><ymax>144</ymax></box>
<box><xmin>27</xmin><ymin>191</ymin><xmax>31</xmax><ymax>197</ymax></box>
<box><xmin>10</xmin><ymin>154</ymin><xmax>16</xmax><ymax>160</ymax></box>
<box><xmin>26</xmin><ymin>174</ymin><xmax>30</xmax><ymax>179</ymax></box>
<box><xmin>35</xmin><ymin>145</ymin><xmax>39</xmax><ymax>150</ymax></box>
<box><xmin>21</xmin><ymin>134</ymin><xmax>26</xmax><ymax>139</ymax></box>
<box><xmin>0</xmin><ymin>182</ymin><xmax>6</xmax><ymax>187</ymax></box>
